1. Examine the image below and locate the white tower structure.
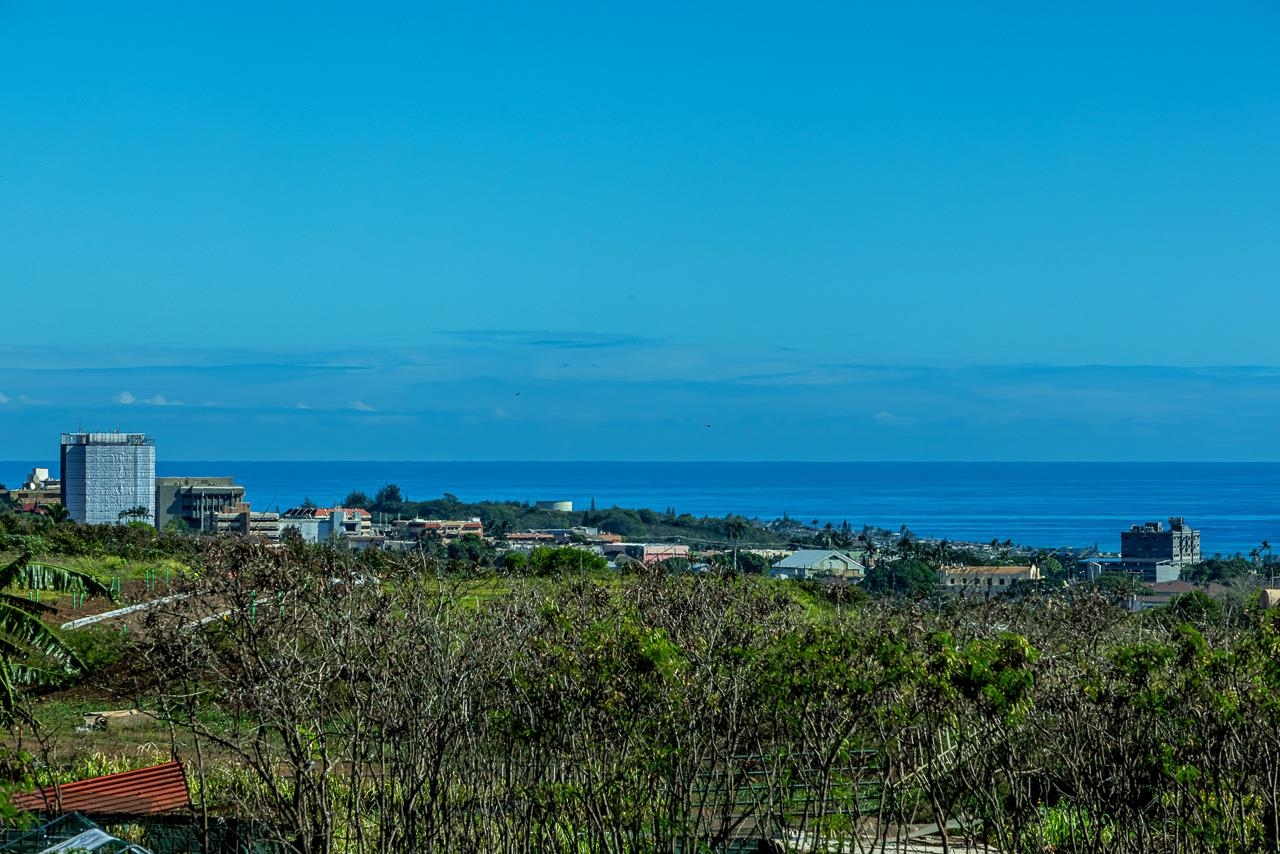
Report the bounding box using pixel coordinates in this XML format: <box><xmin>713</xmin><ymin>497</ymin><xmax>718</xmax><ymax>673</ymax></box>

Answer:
<box><xmin>60</xmin><ymin>432</ymin><xmax>156</xmax><ymax>525</ymax></box>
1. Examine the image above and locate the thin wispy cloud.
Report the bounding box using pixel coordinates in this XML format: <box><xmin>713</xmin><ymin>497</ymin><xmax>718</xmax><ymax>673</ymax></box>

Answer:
<box><xmin>442</xmin><ymin>330</ymin><xmax>662</xmax><ymax>350</ymax></box>
<box><xmin>873</xmin><ymin>411</ymin><xmax>918</xmax><ymax>427</ymax></box>
<box><xmin>6</xmin><ymin>340</ymin><xmax>1280</xmax><ymax>460</ymax></box>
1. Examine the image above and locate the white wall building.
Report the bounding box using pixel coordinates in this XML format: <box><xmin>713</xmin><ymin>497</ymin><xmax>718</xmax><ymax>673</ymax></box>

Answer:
<box><xmin>60</xmin><ymin>432</ymin><xmax>155</xmax><ymax>525</ymax></box>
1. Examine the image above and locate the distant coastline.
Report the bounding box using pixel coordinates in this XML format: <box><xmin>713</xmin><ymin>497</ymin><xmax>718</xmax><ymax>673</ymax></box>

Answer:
<box><xmin>6</xmin><ymin>460</ymin><xmax>1279</xmax><ymax>556</ymax></box>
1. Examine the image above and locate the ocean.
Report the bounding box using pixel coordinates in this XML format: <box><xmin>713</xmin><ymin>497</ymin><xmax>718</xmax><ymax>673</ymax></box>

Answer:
<box><xmin>5</xmin><ymin>460</ymin><xmax>1278</xmax><ymax>556</ymax></box>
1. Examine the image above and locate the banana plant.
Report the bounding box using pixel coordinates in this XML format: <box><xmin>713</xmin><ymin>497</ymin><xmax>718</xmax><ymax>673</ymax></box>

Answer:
<box><xmin>0</xmin><ymin>553</ymin><xmax>112</xmax><ymax>727</ymax></box>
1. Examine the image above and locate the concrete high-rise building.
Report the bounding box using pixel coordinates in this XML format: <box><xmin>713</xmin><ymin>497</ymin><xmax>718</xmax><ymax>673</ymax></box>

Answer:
<box><xmin>1121</xmin><ymin>517</ymin><xmax>1202</xmax><ymax>569</ymax></box>
<box><xmin>60</xmin><ymin>432</ymin><xmax>156</xmax><ymax>525</ymax></box>
<box><xmin>155</xmin><ymin>476</ymin><xmax>245</xmax><ymax>531</ymax></box>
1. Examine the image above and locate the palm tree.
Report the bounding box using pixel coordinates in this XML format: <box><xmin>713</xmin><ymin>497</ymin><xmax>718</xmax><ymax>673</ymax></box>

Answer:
<box><xmin>723</xmin><ymin>517</ymin><xmax>750</xmax><ymax>572</ymax></box>
<box><xmin>43</xmin><ymin>503</ymin><xmax>70</xmax><ymax>524</ymax></box>
<box><xmin>118</xmin><ymin>505</ymin><xmax>151</xmax><ymax>523</ymax></box>
<box><xmin>0</xmin><ymin>554</ymin><xmax>111</xmax><ymax>727</ymax></box>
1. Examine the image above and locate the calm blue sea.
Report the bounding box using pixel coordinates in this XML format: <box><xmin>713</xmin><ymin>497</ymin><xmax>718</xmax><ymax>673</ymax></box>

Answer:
<box><xmin>4</xmin><ymin>461</ymin><xmax>1279</xmax><ymax>556</ymax></box>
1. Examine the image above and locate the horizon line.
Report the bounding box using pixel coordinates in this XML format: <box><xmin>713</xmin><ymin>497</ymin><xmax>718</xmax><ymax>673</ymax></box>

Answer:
<box><xmin>8</xmin><ymin>458</ymin><xmax>1280</xmax><ymax>466</ymax></box>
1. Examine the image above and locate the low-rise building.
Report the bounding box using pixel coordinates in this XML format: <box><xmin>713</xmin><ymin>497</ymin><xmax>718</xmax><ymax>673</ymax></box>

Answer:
<box><xmin>939</xmin><ymin>564</ymin><xmax>1042</xmax><ymax>597</ymax></box>
<box><xmin>155</xmin><ymin>476</ymin><xmax>246</xmax><ymax>531</ymax></box>
<box><xmin>280</xmin><ymin>507</ymin><xmax>374</xmax><ymax>543</ymax></box>
<box><xmin>505</xmin><ymin>532</ymin><xmax>557</xmax><ymax>551</ymax></box>
<box><xmin>210</xmin><ymin>503</ymin><xmax>280</xmax><ymax>541</ymax></box>
<box><xmin>392</xmin><ymin>518</ymin><xmax>484</xmax><ymax>541</ymax></box>
<box><xmin>1080</xmin><ymin>557</ymin><xmax>1181</xmax><ymax>585</ymax></box>
<box><xmin>771</xmin><ymin>550</ymin><xmax>865</xmax><ymax>580</ymax></box>
<box><xmin>602</xmin><ymin>543</ymin><xmax>690</xmax><ymax>564</ymax></box>
<box><xmin>1128</xmin><ymin>580</ymin><xmax>1229</xmax><ymax>612</ymax></box>
<box><xmin>0</xmin><ymin>467</ymin><xmax>62</xmax><ymax>508</ymax></box>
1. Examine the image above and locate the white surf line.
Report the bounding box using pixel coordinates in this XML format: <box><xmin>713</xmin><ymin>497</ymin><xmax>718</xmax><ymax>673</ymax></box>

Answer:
<box><xmin>60</xmin><ymin>593</ymin><xmax>192</xmax><ymax>630</ymax></box>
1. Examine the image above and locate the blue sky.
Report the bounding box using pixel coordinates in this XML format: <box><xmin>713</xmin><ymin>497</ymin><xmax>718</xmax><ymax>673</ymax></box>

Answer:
<box><xmin>2</xmin><ymin>3</ymin><xmax>1278</xmax><ymax>460</ymax></box>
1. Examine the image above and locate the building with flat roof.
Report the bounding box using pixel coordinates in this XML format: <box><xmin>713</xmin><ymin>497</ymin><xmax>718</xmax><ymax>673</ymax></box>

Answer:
<box><xmin>60</xmin><ymin>432</ymin><xmax>155</xmax><ymax>525</ymax></box>
<box><xmin>280</xmin><ymin>506</ymin><xmax>374</xmax><ymax>543</ymax></box>
<box><xmin>1121</xmin><ymin>517</ymin><xmax>1201</xmax><ymax>568</ymax></box>
<box><xmin>391</xmin><ymin>518</ymin><xmax>484</xmax><ymax>542</ymax></box>
<box><xmin>939</xmin><ymin>564</ymin><xmax>1043</xmax><ymax>597</ymax></box>
<box><xmin>155</xmin><ymin>476</ymin><xmax>245</xmax><ymax>531</ymax></box>
<box><xmin>1081</xmin><ymin>557</ymin><xmax>1181</xmax><ymax>585</ymax></box>
<box><xmin>210</xmin><ymin>503</ymin><xmax>280</xmax><ymax>540</ymax></box>
<box><xmin>0</xmin><ymin>467</ymin><xmax>62</xmax><ymax>509</ymax></box>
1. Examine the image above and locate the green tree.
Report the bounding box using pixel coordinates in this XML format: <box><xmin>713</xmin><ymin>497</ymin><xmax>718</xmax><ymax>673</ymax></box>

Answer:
<box><xmin>1183</xmin><ymin>556</ymin><xmax>1253</xmax><ymax>585</ymax></box>
<box><xmin>1036</xmin><ymin>553</ymin><xmax>1067</xmax><ymax>583</ymax></box>
<box><xmin>500</xmin><ymin>550</ymin><xmax>529</xmax><ymax>573</ymax></box>
<box><xmin>446</xmin><ymin>534</ymin><xmax>495</xmax><ymax>568</ymax></box>
<box><xmin>0</xmin><ymin>554</ymin><xmax>111</xmax><ymax>727</ymax></box>
<box><xmin>528</xmin><ymin>546</ymin><xmax>608</xmax><ymax>577</ymax></box>
<box><xmin>341</xmin><ymin>491</ymin><xmax>370</xmax><ymax>509</ymax></box>
<box><xmin>860</xmin><ymin>558</ymin><xmax>937</xmax><ymax>597</ymax></box>
<box><xmin>1165</xmin><ymin>590</ymin><xmax>1223</xmax><ymax>626</ymax></box>
<box><xmin>371</xmin><ymin>484</ymin><xmax>405</xmax><ymax>518</ymax></box>
<box><xmin>735</xmin><ymin>551</ymin><xmax>770</xmax><ymax>575</ymax></box>
<box><xmin>1096</xmin><ymin>571</ymin><xmax>1148</xmax><ymax>599</ymax></box>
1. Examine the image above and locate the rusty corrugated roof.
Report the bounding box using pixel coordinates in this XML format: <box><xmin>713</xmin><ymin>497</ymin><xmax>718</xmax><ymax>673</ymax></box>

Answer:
<box><xmin>12</xmin><ymin>760</ymin><xmax>191</xmax><ymax>816</ymax></box>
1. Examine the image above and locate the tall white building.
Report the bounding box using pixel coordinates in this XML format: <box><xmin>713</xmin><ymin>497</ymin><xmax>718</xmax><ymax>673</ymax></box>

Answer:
<box><xmin>60</xmin><ymin>432</ymin><xmax>156</xmax><ymax>525</ymax></box>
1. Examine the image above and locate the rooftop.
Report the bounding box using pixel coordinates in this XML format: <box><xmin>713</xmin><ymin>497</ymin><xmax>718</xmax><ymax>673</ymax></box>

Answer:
<box><xmin>11</xmin><ymin>761</ymin><xmax>190</xmax><ymax>817</ymax></box>
<box><xmin>60</xmin><ymin>432</ymin><xmax>153</xmax><ymax>447</ymax></box>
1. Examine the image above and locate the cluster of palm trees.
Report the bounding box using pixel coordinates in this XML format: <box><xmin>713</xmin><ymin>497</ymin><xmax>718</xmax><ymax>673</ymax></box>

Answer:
<box><xmin>117</xmin><ymin>505</ymin><xmax>152</xmax><ymax>523</ymax></box>
<box><xmin>1249</xmin><ymin>539</ymin><xmax>1275</xmax><ymax>582</ymax></box>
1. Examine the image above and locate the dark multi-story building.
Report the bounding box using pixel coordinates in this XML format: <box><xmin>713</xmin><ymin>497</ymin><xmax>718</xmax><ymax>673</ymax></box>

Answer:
<box><xmin>155</xmin><ymin>476</ymin><xmax>246</xmax><ymax>531</ymax></box>
<box><xmin>1121</xmin><ymin>517</ymin><xmax>1202</xmax><ymax>568</ymax></box>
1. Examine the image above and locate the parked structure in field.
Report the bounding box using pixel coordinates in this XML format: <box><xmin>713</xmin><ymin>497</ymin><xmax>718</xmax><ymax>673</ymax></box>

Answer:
<box><xmin>60</xmin><ymin>432</ymin><xmax>155</xmax><ymax>525</ymax></box>
<box><xmin>155</xmin><ymin>476</ymin><xmax>246</xmax><ymax>531</ymax></box>
<box><xmin>939</xmin><ymin>564</ymin><xmax>1042</xmax><ymax>596</ymax></box>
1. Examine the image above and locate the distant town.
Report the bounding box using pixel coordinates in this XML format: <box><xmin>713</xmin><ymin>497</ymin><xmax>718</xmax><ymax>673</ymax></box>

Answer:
<box><xmin>4</xmin><ymin>432</ymin><xmax>1280</xmax><ymax>853</ymax></box>
<box><xmin>3</xmin><ymin>431</ymin><xmax>1272</xmax><ymax>613</ymax></box>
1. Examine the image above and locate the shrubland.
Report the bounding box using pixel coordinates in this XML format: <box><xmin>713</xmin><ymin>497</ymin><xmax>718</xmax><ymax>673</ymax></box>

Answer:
<box><xmin>10</xmin><ymin>541</ymin><xmax>1268</xmax><ymax>853</ymax></box>
<box><xmin>4</xmin><ymin>523</ymin><xmax>1280</xmax><ymax>852</ymax></box>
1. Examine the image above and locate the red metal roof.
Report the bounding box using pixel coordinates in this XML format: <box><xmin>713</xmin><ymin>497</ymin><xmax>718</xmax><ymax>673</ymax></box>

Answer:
<box><xmin>12</xmin><ymin>761</ymin><xmax>191</xmax><ymax>816</ymax></box>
